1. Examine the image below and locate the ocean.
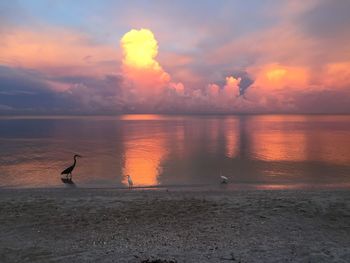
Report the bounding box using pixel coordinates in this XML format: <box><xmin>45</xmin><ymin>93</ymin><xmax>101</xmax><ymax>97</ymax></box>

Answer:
<box><xmin>0</xmin><ymin>115</ymin><xmax>349</xmax><ymax>189</ymax></box>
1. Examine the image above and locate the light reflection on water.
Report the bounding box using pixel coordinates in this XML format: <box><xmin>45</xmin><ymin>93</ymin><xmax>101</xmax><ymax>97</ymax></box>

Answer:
<box><xmin>0</xmin><ymin>115</ymin><xmax>349</xmax><ymax>189</ymax></box>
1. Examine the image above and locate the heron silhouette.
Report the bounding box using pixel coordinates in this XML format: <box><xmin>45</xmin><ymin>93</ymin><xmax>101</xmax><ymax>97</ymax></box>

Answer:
<box><xmin>61</xmin><ymin>154</ymin><xmax>82</xmax><ymax>183</ymax></box>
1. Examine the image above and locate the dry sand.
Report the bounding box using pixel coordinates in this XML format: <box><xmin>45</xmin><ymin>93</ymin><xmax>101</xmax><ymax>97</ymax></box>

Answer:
<box><xmin>0</xmin><ymin>188</ymin><xmax>350</xmax><ymax>263</ymax></box>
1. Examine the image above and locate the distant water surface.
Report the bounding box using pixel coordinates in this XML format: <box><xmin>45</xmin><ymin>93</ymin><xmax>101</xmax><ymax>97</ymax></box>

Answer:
<box><xmin>0</xmin><ymin>115</ymin><xmax>349</xmax><ymax>189</ymax></box>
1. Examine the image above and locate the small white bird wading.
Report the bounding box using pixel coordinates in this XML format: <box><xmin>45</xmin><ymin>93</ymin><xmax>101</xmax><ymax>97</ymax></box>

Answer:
<box><xmin>127</xmin><ymin>175</ymin><xmax>133</xmax><ymax>189</ymax></box>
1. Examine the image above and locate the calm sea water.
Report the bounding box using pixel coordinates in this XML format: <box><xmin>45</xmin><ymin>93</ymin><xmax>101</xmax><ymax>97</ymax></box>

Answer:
<box><xmin>0</xmin><ymin>115</ymin><xmax>349</xmax><ymax>189</ymax></box>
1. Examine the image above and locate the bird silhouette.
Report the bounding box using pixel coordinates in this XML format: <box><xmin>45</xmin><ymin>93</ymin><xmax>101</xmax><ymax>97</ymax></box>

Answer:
<box><xmin>61</xmin><ymin>154</ymin><xmax>82</xmax><ymax>183</ymax></box>
<box><xmin>127</xmin><ymin>175</ymin><xmax>133</xmax><ymax>189</ymax></box>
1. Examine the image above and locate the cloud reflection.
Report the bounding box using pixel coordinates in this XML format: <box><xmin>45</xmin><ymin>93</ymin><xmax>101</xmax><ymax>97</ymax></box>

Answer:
<box><xmin>0</xmin><ymin>115</ymin><xmax>349</xmax><ymax>188</ymax></box>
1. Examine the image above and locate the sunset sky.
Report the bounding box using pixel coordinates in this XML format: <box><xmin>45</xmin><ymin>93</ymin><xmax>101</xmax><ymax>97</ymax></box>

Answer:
<box><xmin>1</xmin><ymin>0</ymin><xmax>350</xmax><ymax>114</ymax></box>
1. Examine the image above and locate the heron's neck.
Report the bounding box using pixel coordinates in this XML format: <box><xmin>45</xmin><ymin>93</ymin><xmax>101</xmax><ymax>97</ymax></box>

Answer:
<box><xmin>73</xmin><ymin>157</ymin><xmax>77</xmax><ymax>166</ymax></box>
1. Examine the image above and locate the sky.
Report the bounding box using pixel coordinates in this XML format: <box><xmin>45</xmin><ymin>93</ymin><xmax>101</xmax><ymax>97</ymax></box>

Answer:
<box><xmin>0</xmin><ymin>0</ymin><xmax>350</xmax><ymax>114</ymax></box>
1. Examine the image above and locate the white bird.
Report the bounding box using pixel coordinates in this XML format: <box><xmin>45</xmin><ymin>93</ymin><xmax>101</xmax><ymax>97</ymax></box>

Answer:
<box><xmin>127</xmin><ymin>175</ymin><xmax>133</xmax><ymax>189</ymax></box>
<box><xmin>220</xmin><ymin>175</ymin><xmax>228</xmax><ymax>184</ymax></box>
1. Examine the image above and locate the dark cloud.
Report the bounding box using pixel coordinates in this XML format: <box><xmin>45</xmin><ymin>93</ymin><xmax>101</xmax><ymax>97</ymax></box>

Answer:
<box><xmin>0</xmin><ymin>65</ymin><xmax>125</xmax><ymax>114</ymax></box>
<box><xmin>57</xmin><ymin>74</ymin><xmax>125</xmax><ymax>114</ymax></box>
<box><xmin>226</xmin><ymin>71</ymin><xmax>254</xmax><ymax>96</ymax></box>
<box><xmin>0</xmin><ymin>66</ymin><xmax>59</xmax><ymax>113</ymax></box>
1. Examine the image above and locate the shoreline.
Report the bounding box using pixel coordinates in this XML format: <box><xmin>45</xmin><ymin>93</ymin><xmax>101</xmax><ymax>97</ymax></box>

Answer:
<box><xmin>2</xmin><ymin>181</ymin><xmax>350</xmax><ymax>191</ymax></box>
<box><xmin>1</xmin><ymin>189</ymin><xmax>350</xmax><ymax>262</ymax></box>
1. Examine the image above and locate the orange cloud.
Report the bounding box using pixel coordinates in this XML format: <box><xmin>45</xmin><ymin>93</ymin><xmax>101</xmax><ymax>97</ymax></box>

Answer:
<box><xmin>321</xmin><ymin>62</ymin><xmax>350</xmax><ymax>89</ymax></box>
<box><xmin>250</xmin><ymin>63</ymin><xmax>309</xmax><ymax>91</ymax></box>
<box><xmin>207</xmin><ymin>83</ymin><xmax>220</xmax><ymax>97</ymax></box>
<box><xmin>121</xmin><ymin>29</ymin><xmax>160</xmax><ymax>69</ymax></box>
<box><xmin>0</xmin><ymin>28</ymin><xmax>118</xmax><ymax>77</ymax></box>
<box><xmin>244</xmin><ymin>62</ymin><xmax>350</xmax><ymax>112</ymax></box>
<box><xmin>120</xmin><ymin>28</ymin><xmax>185</xmax><ymax>101</ymax></box>
<box><xmin>207</xmin><ymin>76</ymin><xmax>241</xmax><ymax>100</ymax></box>
<box><xmin>242</xmin><ymin>62</ymin><xmax>350</xmax><ymax>112</ymax></box>
<box><xmin>223</xmin><ymin>76</ymin><xmax>241</xmax><ymax>98</ymax></box>
<box><xmin>121</xmin><ymin>29</ymin><xmax>170</xmax><ymax>94</ymax></box>
<box><xmin>169</xmin><ymin>82</ymin><xmax>185</xmax><ymax>95</ymax></box>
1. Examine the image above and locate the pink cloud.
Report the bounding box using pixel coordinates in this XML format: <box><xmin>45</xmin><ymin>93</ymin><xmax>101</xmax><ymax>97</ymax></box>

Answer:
<box><xmin>0</xmin><ymin>28</ymin><xmax>119</xmax><ymax>77</ymax></box>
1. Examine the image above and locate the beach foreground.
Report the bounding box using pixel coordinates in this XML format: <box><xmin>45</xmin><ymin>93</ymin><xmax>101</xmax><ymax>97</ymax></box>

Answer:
<box><xmin>0</xmin><ymin>189</ymin><xmax>349</xmax><ymax>263</ymax></box>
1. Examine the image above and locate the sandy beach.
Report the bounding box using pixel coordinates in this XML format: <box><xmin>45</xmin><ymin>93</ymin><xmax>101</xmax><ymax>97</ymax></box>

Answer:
<box><xmin>0</xmin><ymin>188</ymin><xmax>349</xmax><ymax>263</ymax></box>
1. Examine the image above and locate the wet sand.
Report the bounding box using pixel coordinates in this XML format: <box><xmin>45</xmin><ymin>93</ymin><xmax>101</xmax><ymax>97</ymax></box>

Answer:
<box><xmin>0</xmin><ymin>188</ymin><xmax>350</xmax><ymax>262</ymax></box>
